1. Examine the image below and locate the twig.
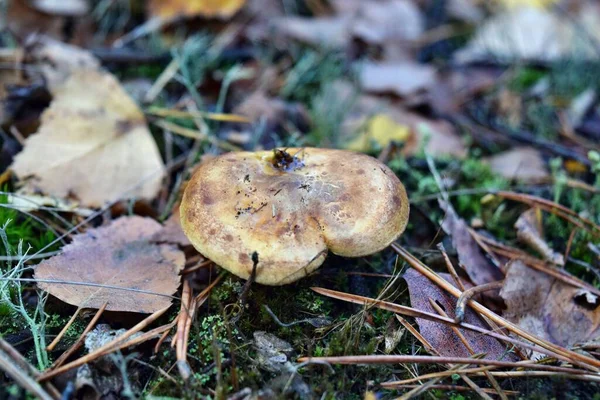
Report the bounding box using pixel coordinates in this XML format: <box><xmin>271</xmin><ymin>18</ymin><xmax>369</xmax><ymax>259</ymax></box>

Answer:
<box><xmin>429</xmin><ymin>299</ymin><xmax>506</xmax><ymax>400</ymax></box>
<box><xmin>312</xmin><ymin>286</ymin><xmax>592</xmax><ymax>369</ymax></box>
<box><xmin>392</xmin><ymin>244</ymin><xmax>600</xmax><ymax>370</ymax></box>
<box><xmin>0</xmin><ymin>348</ymin><xmax>54</xmax><ymax>400</ymax></box>
<box><xmin>49</xmin><ymin>303</ymin><xmax>107</xmax><ymax>369</ymax></box>
<box><xmin>176</xmin><ymin>280</ymin><xmax>193</xmax><ymax>380</ymax></box>
<box><xmin>0</xmin><ymin>338</ymin><xmax>60</xmax><ymax>399</ymax></box>
<box><xmin>39</xmin><ymin>306</ymin><xmax>170</xmax><ymax>381</ymax></box>
<box><xmin>454</xmin><ymin>281</ymin><xmax>504</xmax><ymax>323</ymax></box>
<box><xmin>46</xmin><ymin>306</ymin><xmax>82</xmax><ymax>351</ymax></box>
<box><xmin>389</xmin><ymin>384</ymin><xmax>518</xmax><ymax>395</ymax></box>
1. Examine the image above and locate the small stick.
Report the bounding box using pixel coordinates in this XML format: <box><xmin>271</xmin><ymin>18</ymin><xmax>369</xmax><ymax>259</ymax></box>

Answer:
<box><xmin>155</xmin><ymin>315</ymin><xmax>178</xmax><ymax>353</ymax></box>
<box><xmin>0</xmin><ymin>338</ymin><xmax>60</xmax><ymax>399</ymax></box>
<box><xmin>312</xmin><ymin>286</ymin><xmax>591</xmax><ymax>369</ymax></box>
<box><xmin>395</xmin><ymin>315</ymin><xmax>439</xmax><ymax>356</ymax></box>
<box><xmin>46</xmin><ymin>307</ymin><xmax>82</xmax><ymax>351</ymax></box>
<box><xmin>232</xmin><ymin>252</ymin><xmax>258</xmax><ymax>323</ymax></box>
<box><xmin>0</xmin><ymin>348</ymin><xmax>53</xmax><ymax>400</ymax></box>
<box><xmin>39</xmin><ymin>306</ymin><xmax>170</xmax><ymax>382</ymax></box>
<box><xmin>429</xmin><ymin>299</ymin><xmax>507</xmax><ymax>400</ymax></box>
<box><xmin>564</xmin><ymin>227</ymin><xmax>578</xmax><ymax>262</ymax></box>
<box><xmin>380</xmin><ymin>361</ymin><xmax>585</xmax><ymax>388</ymax></box>
<box><xmin>391</xmin><ymin>384</ymin><xmax>518</xmax><ymax>395</ymax></box>
<box><xmin>437</xmin><ymin>243</ymin><xmax>465</xmax><ymax>291</ymax></box>
<box><xmin>392</xmin><ymin>244</ymin><xmax>600</xmax><ymax>370</ymax></box>
<box><xmin>182</xmin><ymin>259</ymin><xmax>212</xmax><ymax>275</ymax></box>
<box><xmin>454</xmin><ymin>281</ymin><xmax>504</xmax><ymax>323</ymax></box>
<box><xmin>174</xmin><ymin>280</ymin><xmax>192</xmax><ymax>352</ymax></box>
<box><xmin>50</xmin><ymin>303</ymin><xmax>107</xmax><ymax>369</ymax></box>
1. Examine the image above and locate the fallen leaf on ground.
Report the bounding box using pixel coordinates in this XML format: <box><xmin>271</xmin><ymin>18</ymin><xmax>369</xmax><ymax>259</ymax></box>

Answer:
<box><xmin>496</xmin><ymin>0</ymin><xmax>557</xmax><ymax>8</ymax></box>
<box><xmin>484</xmin><ymin>147</ymin><xmax>549</xmax><ymax>183</ymax></box>
<box><xmin>455</xmin><ymin>7</ymin><xmax>599</xmax><ymax>63</ymax></box>
<box><xmin>360</xmin><ymin>62</ymin><xmax>436</xmax><ymax>97</ymax></box>
<box><xmin>272</xmin><ymin>16</ymin><xmax>352</xmax><ymax>49</ymax></box>
<box><xmin>501</xmin><ymin>260</ymin><xmax>600</xmax><ymax>354</ymax></box>
<box><xmin>6</xmin><ymin>1</ymin><xmax>65</xmax><ymax>40</ymax></box>
<box><xmin>345</xmin><ymin>114</ymin><xmax>411</xmax><ymax>152</ymax></box>
<box><xmin>11</xmin><ymin>68</ymin><xmax>165</xmax><ymax>207</ymax></box>
<box><xmin>151</xmin><ymin>208</ymin><xmax>192</xmax><ymax>247</ymax></box>
<box><xmin>25</xmin><ymin>35</ymin><xmax>100</xmax><ymax>91</ymax></box>
<box><xmin>515</xmin><ymin>208</ymin><xmax>564</xmax><ymax>265</ymax></box>
<box><xmin>35</xmin><ymin>216</ymin><xmax>185</xmax><ymax>313</ymax></box>
<box><xmin>7</xmin><ymin>192</ymin><xmax>94</xmax><ymax>217</ymax></box>
<box><xmin>148</xmin><ymin>0</ymin><xmax>246</xmax><ymax>20</ymax></box>
<box><xmin>440</xmin><ymin>199</ymin><xmax>504</xmax><ymax>285</ymax></box>
<box><xmin>333</xmin><ymin>81</ymin><xmax>466</xmax><ymax>158</ymax></box>
<box><xmin>352</xmin><ymin>0</ymin><xmax>423</xmax><ymax>45</ymax></box>
<box><xmin>404</xmin><ymin>268</ymin><xmax>515</xmax><ymax>360</ymax></box>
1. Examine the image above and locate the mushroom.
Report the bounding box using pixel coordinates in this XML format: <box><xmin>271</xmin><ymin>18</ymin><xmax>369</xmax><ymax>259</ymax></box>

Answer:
<box><xmin>180</xmin><ymin>148</ymin><xmax>409</xmax><ymax>285</ymax></box>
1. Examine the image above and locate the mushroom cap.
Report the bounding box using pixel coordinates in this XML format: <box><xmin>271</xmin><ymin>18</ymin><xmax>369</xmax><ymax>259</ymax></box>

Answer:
<box><xmin>180</xmin><ymin>148</ymin><xmax>409</xmax><ymax>285</ymax></box>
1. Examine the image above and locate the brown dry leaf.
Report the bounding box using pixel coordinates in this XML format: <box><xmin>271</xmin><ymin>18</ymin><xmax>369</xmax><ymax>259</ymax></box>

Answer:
<box><xmin>35</xmin><ymin>216</ymin><xmax>185</xmax><ymax>313</ymax></box>
<box><xmin>440</xmin><ymin>199</ymin><xmax>504</xmax><ymax>285</ymax></box>
<box><xmin>404</xmin><ymin>268</ymin><xmax>515</xmax><ymax>360</ymax></box>
<box><xmin>501</xmin><ymin>260</ymin><xmax>600</xmax><ymax>353</ymax></box>
<box><xmin>515</xmin><ymin>208</ymin><xmax>564</xmax><ymax>265</ymax></box>
<box><xmin>25</xmin><ymin>35</ymin><xmax>101</xmax><ymax>91</ymax></box>
<box><xmin>484</xmin><ymin>147</ymin><xmax>549</xmax><ymax>183</ymax></box>
<box><xmin>352</xmin><ymin>0</ymin><xmax>423</xmax><ymax>45</ymax></box>
<box><xmin>272</xmin><ymin>16</ymin><xmax>352</xmax><ymax>49</ymax></box>
<box><xmin>6</xmin><ymin>1</ymin><xmax>65</xmax><ymax>40</ymax></box>
<box><xmin>360</xmin><ymin>62</ymin><xmax>436</xmax><ymax>97</ymax></box>
<box><xmin>151</xmin><ymin>208</ymin><xmax>192</xmax><ymax>247</ymax></box>
<box><xmin>148</xmin><ymin>0</ymin><xmax>246</xmax><ymax>20</ymax></box>
<box><xmin>11</xmin><ymin>68</ymin><xmax>165</xmax><ymax>207</ymax></box>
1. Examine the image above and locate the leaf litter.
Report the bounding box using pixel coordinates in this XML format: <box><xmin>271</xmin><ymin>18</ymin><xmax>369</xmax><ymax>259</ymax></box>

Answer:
<box><xmin>34</xmin><ymin>216</ymin><xmax>185</xmax><ymax>313</ymax></box>
<box><xmin>3</xmin><ymin>0</ymin><xmax>600</xmax><ymax>398</ymax></box>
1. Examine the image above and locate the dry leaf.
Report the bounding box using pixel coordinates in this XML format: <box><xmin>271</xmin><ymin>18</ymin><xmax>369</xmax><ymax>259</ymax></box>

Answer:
<box><xmin>151</xmin><ymin>208</ymin><xmax>192</xmax><ymax>247</ymax></box>
<box><xmin>25</xmin><ymin>35</ymin><xmax>101</xmax><ymax>91</ymax></box>
<box><xmin>496</xmin><ymin>0</ymin><xmax>557</xmax><ymax>8</ymax></box>
<box><xmin>148</xmin><ymin>0</ymin><xmax>246</xmax><ymax>20</ymax></box>
<box><xmin>404</xmin><ymin>268</ymin><xmax>515</xmax><ymax>360</ymax></box>
<box><xmin>7</xmin><ymin>192</ymin><xmax>94</xmax><ymax>217</ymax></box>
<box><xmin>6</xmin><ymin>1</ymin><xmax>65</xmax><ymax>40</ymax></box>
<box><xmin>515</xmin><ymin>208</ymin><xmax>564</xmax><ymax>265</ymax></box>
<box><xmin>11</xmin><ymin>68</ymin><xmax>165</xmax><ymax>207</ymax></box>
<box><xmin>485</xmin><ymin>147</ymin><xmax>549</xmax><ymax>183</ymax></box>
<box><xmin>273</xmin><ymin>16</ymin><xmax>352</xmax><ymax>49</ymax></box>
<box><xmin>360</xmin><ymin>62</ymin><xmax>436</xmax><ymax>97</ymax></box>
<box><xmin>440</xmin><ymin>199</ymin><xmax>504</xmax><ymax>285</ymax></box>
<box><xmin>35</xmin><ymin>216</ymin><xmax>185</xmax><ymax>313</ymax></box>
<box><xmin>455</xmin><ymin>7</ymin><xmax>599</xmax><ymax>63</ymax></box>
<box><xmin>352</xmin><ymin>0</ymin><xmax>423</xmax><ymax>45</ymax></box>
<box><xmin>332</xmin><ymin>81</ymin><xmax>466</xmax><ymax>158</ymax></box>
<box><xmin>501</xmin><ymin>260</ymin><xmax>600</xmax><ymax>353</ymax></box>
<box><xmin>346</xmin><ymin>114</ymin><xmax>411</xmax><ymax>152</ymax></box>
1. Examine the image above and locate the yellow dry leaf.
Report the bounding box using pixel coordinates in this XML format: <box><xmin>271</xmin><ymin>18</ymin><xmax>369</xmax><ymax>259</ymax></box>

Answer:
<box><xmin>496</xmin><ymin>0</ymin><xmax>557</xmax><ymax>8</ymax></box>
<box><xmin>11</xmin><ymin>68</ymin><xmax>165</xmax><ymax>207</ymax></box>
<box><xmin>346</xmin><ymin>114</ymin><xmax>411</xmax><ymax>153</ymax></box>
<box><xmin>148</xmin><ymin>0</ymin><xmax>246</xmax><ymax>20</ymax></box>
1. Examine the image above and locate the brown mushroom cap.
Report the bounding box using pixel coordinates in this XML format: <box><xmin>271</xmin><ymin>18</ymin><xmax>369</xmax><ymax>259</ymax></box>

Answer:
<box><xmin>180</xmin><ymin>148</ymin><xmax>409</xmax><ymax>285</ymax></box>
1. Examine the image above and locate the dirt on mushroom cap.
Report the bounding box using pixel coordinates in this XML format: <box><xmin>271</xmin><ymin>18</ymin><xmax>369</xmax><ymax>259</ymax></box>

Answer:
<box><xmin>180</xmin><ymin>148</ymin><xmax>409</xmax><ymax>285</ymax></box>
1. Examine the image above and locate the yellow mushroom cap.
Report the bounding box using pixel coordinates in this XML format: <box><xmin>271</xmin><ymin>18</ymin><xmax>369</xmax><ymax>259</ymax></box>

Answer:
<box><xmin>180</xmin><ymin>148</ymin><xmax>409</xmax><ymax>285</ymax></box>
